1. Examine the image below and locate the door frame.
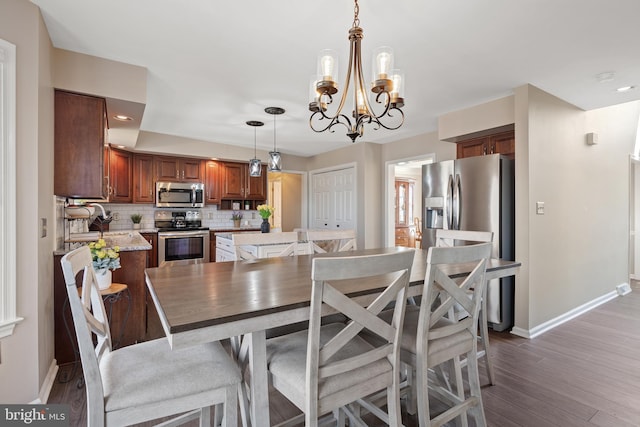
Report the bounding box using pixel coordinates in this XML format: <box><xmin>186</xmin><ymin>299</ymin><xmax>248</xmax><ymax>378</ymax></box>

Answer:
<box><xmin>384</xmin><ymin>154</ymin><xmax>435</xmax><ymax>248</ymax></box>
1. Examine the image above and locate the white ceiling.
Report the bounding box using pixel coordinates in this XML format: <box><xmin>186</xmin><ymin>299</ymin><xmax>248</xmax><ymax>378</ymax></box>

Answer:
<box><xmin>31</xmin><ymin>0</ymin><xmax>640</xmax><ymax>157</ymax></box>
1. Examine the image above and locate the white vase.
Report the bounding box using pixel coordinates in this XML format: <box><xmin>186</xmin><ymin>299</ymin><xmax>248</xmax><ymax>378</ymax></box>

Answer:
<box><xmin>132</xmin><ymin>223</ymin><xmax>141</xmax><ymax>230</ymax></box>
<box><xmin>95</xmin><ymin>269</ymin><xmax>112</xmax><ymax>290</ymax></box>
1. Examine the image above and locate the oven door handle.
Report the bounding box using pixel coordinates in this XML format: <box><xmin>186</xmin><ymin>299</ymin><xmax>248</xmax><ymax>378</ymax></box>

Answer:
<box><xmin>160</xmin><ymin>231</ymin><xmax>209</xmax><ymax>238</ymax></box>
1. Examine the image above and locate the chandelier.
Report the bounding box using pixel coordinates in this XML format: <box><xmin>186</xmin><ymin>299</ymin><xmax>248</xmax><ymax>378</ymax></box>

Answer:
<box><xmin>309</xmin><ymin>0</ymin><xmax>405</xmax><ymax>142</ymax></box>
<box><xmin>265</xmin><ymin>107</ymin><xmax>284</xmax><ymax>172</ymax></box>
<box><xmin>247</xmin><ymin>120</ymin><xmax>264</xmax><ymax>177</ymax></box>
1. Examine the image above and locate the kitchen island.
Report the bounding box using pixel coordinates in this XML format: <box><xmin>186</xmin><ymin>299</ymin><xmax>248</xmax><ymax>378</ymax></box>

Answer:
<box><xmin>53</xmin><ymin>231</ymin><xmax>152</xmax><ymax>365</ymax></box>
<box><xmin>214</xmin><ymin>231</ymin><xmax>309</xmax><ymax>261</ymax></box>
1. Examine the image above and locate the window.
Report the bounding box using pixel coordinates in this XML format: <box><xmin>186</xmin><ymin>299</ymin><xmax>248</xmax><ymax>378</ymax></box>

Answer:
<box><xmin>0</xmin><ymin>38</ymin><xmax>21</xmax><ymax>338</ymax></box>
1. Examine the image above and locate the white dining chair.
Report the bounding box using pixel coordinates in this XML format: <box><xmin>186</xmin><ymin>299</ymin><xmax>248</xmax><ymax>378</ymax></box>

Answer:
<box><xmin>265</xmin><ymin>250</ymin><xmax>415</xmax><ymax>427</ymax></box>
<box><xmin>402</xmin><ymin>243</ymin><xmax>491</xmax><ymax>427</ymax></box>
<box><xmin>60</xmin><ymin>246</ymin><xmax>240</xmax><ymax>427</ymax></box>
<box><xmin>435</xmin><ymin>228</ymin><xmax>496</xmax><ymax>386</ymax></box>
<box><xmin>305</xmin><ymin>229</ymin><xmax>357</xmax><ymax>253</ymax></box>
<box><xmin>231</xmin><ymin>231</ymin><xmax>306</xmax><ymax>260</ymax></box>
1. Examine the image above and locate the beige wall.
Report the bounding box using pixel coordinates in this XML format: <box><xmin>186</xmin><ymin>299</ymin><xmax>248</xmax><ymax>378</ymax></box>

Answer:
<box><xmin>0</xmin><ymin>0</ymin><xmax>54</xmax><ymax>403</ymax></box>
<box><xmin>280</xmin><ymin>173</ymin><xmax>303</xmax><ymax>231</ymax></box>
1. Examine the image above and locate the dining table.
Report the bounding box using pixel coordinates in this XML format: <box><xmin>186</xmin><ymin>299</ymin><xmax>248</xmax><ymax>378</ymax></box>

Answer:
<box><xmin>145</xmin><ymin>246</ymin><xmax>520</xmax><ymax>427</ymax></box>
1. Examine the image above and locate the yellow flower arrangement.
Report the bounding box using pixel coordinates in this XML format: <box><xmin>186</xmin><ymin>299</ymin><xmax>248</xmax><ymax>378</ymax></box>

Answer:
<box><xmin>256</xmin><ymin>204</ymin><xmax>274</xmax><ymax>219</ymax></box>
<box><xmin>89</xmin><ymin>238</ymin><xmax>121</xmax><ymax>272</ymax></box>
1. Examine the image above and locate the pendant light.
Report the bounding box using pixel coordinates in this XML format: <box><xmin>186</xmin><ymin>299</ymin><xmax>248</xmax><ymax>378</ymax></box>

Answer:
<box><xmin>265</xmin><ymin>107</ymin><xmax>284</xmax><ymax>172</ymax></box>
<box><xmin>247</xmin><ymin>120</ymin><xmax>264</xmax><ymax>177</ymax></box>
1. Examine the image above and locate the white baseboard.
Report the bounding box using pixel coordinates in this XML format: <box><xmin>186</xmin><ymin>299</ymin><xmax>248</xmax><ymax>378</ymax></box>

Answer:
<box><xmin>617</xmin><ymin>282</ymin><xmax>632</xmax><ymax>296</ymax></box>
<box><xmin>30</xmin><ymin>359</ymin><xmax>59</xmax><ymax>404</ymax></box>
<box><xmin>511</xmin><ymin>288</ymin><xmax>620</xmax><ymax>339</ymax></box>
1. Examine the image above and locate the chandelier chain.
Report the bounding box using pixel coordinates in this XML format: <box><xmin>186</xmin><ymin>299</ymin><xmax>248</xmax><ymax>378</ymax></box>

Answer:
<box><xmin>353</xmin><ymin>0</ymin><xmax>360</xmax><ymax>27</ymax></box>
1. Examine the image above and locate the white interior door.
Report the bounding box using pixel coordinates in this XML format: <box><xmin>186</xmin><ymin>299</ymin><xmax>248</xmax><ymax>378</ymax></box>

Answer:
<box><xmin>311</xmin><ymin>167</ymin><xmax>355</xmax><ymax>230</ymax></box>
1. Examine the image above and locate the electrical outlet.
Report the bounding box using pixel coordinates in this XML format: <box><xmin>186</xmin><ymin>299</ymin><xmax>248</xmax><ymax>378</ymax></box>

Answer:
<box><xmin>40</xmin><ymin>218</ymin><xmax>47</xmax><ymax>238</ymax></box>
<box><xmin>536</xmin><ymin>201</ymin><xmax>544</xmax><ymax>215</ymax></box>
<box><xmin>112</xmin><ymin>212</ymin><xmax>120</xmax><ymax>221</ymax></box>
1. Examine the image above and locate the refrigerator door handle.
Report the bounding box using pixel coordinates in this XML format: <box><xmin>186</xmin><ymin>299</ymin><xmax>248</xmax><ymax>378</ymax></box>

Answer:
<box><xmin>446</xmin><ymin>174</ymin><xmax>454</xmax><ymax>229</ymax></box>
<box><xmin>453</xmin><ymin>174</ymin><xmax>461</xmax><ymax>230</ymax></box>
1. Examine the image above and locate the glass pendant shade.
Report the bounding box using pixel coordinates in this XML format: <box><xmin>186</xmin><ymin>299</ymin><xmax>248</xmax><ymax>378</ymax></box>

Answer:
<box><xmin>268</xmin><ymin>151</ymin><xmax>282</xmax><ymax>172</ymax></box>
<box><xmin>373</xmin><ymin>46</ymin><xmax>394</xmax><ymax>80</ymax></box>
<box><xmin>246</xmin><ymin>120</ymin><xmax>264</xmax><ymax>177</ymax></box>
<box><xmin>249</xmin><ymin>158</ymin><xmax>262</xmax><ymax>177</ymax></box>
<box><xmin>317</xmin><ymin>49</ymin><xmax>338</xmax><ymax>83</ymax></box>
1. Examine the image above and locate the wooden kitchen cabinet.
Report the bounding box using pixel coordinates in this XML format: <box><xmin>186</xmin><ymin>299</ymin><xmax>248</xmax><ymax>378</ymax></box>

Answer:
<box><xmin>205</xmin><ymin>160</ymin><xmax>221</xmax><ymax>205</ymax></box>
<box><xmin>54</xmin><ymin>90</ymin><xmax>108</xmax><ymax>198</ymax></box>
<box><xmin>155</xmin><ymin>155</ymin><xmax>205</xmax><ymax>182</ymax></box>
<box><xmin>395</xmin><ymin>225</ymin><xmax>416</xmax><ymax>248</ymax></box>
<box><xmin>220</xmin><ymin>161</ymin><xmax>267</xmax><ymax>207</ymax></box>
<box><xmin>456</xmin><ymin>130</ymin><xmax>515</xmax><ymax>159</ymax></box>
<box><xmin>140</xmin><ymin>232</ymin><xmax>158</xmax><ymax>268</ymax></box>
<box><xmin>133</xmin><ymin>153</ymin><xmax>155</xmax><ymax>203</ymax></box>
<box><xmin>54</xmin><ymin>249</ymin><xmax>148</xmax><ymax>364</ymax></box>
<box><xmin>107</xmin><ymin>147</ymin><xmax>133</xmax><ymax>203</ymax></box>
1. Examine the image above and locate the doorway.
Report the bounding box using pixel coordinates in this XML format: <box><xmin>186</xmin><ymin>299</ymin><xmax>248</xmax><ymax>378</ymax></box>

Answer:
<box><xmin>268</xmin><ymin>171</ymin><xmax>307</xmax><ymax>232</ymax></box>
<box><xmin>385</xmin><ymin>155</ymin><xmax>435</xmax><ymax>247</ymax></box>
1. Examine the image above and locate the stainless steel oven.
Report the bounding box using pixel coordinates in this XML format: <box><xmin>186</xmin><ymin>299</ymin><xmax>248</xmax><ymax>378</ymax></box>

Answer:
<box><xmin>158</xmin><ymin>229</ymin><xmax>210</xmax><ymax>267</ymax></box>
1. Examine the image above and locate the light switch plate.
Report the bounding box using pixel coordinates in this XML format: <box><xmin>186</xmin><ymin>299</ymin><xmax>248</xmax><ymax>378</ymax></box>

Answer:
<box><xmin>536</xmin><ymin>201</ymin><xmax>545</xmax><ymax>215</ymax></box>
<box><xmin>40</xmin><ymin>218</ymin><xmax>47</xmax><ymax>237</ymax></box>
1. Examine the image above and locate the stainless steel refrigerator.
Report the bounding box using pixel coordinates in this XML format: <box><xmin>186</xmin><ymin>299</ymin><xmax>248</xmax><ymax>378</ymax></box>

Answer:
<box><xmin>422</xmin><ymin>154</ymin><xmax>515</xmax><ymax>331</ymax></box>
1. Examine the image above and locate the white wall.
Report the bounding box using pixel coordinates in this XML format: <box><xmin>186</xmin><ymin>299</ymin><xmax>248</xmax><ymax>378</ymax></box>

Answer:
<box><xmin>0</xmin><ymin>0</ymin><xmax>55</xmax><ymax>403</ymax></box>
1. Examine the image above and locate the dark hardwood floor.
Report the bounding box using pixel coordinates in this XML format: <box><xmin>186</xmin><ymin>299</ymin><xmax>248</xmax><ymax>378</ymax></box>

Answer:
<box><xmin>49</xmin><ymin>281</ymin><xmax>640</xmax><ymax>426</ymax></box>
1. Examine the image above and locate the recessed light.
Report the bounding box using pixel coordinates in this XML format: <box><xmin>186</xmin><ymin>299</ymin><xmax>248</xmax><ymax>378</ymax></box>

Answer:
<box><xmin>616</xmin><ymin>86</ymin><xmax>636</xmax><ymax>93</ymax></box>
<box><xmin>117</xmin><ymin>145</ymin><xmax>126</xmax><ymax>149</ymax></box>
<box><xmin>113</xmin><ymin>114</ymin><xmax>133</xmax><ymax>121</ymax></box>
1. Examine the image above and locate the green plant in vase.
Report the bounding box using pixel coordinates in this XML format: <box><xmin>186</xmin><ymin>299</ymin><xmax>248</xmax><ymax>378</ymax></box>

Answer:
<box><xmin>131</xmin><ymin>213</ymin><xmax>143</xmax><ymax>229</ymax></box>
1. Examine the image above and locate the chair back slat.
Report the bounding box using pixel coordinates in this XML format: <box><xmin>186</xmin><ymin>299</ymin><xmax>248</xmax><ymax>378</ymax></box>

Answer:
<box><xmin>307</xmin><ymin>250</ymin><xmax>414</xmax><ymax>398</ymax></box>
<box><xmin>417</xmin><ymin>243</ymin><xmax>492</xmax><ymax>367</ymax></box>
<box><xmin>232</xmin><ymin>231</ymin><xmax>303</xmax><ymax>260</ymax></box>
<box><xmin>305</xmin><ymin>229</ymin><xmax>357</xmax><ymax>253</ymax></box>
<box><xmin>60</xmin><ymin>246</ymin><xmax>112</xmax><ymax>420</ymax></box>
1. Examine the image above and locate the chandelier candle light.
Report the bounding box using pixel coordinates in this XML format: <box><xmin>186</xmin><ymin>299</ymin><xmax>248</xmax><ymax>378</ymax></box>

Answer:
<box><xmin>265</xmin><ymin>107</ymin><xmax>284</xmax><ymax>172</ymax></box>
<box><xmin>247</xmin><ymin>120</ymin><xmax>264</xmax><ymax>177</ymax></box>
<box><xmin>309</xmin><ymin>0</ymin><xmax>405</xmax><ymax>142</ymax></box>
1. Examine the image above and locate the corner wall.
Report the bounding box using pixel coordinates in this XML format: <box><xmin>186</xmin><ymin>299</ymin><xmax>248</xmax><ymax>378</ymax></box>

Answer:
<box><xmin>0</xmin><ymin>0</ymin><xmax>55</xmax><ymax>403</ymax></box>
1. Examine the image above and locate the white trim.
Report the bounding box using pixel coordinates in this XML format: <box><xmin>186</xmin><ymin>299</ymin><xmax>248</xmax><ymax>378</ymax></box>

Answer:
<box><xmin>511</xmin><ymin>288</ymin><xmax>620</xmax><ymax>339</ymax></box>
<box><xmin>0</xmin><ymin>38</ymin><xmax>22</xmax><ymax>339</ymax></box>
<box><xmin>31</xmin><ymin>359</ymin><xmax>59</xmax><ymax>404</ymax></box>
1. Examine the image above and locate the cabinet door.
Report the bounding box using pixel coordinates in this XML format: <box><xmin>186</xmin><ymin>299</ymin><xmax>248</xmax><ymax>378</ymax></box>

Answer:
<box><xmin>109</xmin><ymin>148</ymin><xmax>132</xmax><ymax>203</ymax></box>
<box><xmin>54</xmin><ymin>90</ymin><xmax>107</xmax><ymax>198</ymax></box>
<box><xmin>155</xmin><ymin>156</ymin><xmax>180</xmax><ymax>181</ymax></box>
<box><xmin>221</xmin><ymin>162</ymin><xmax>246</xmax><ymax>199</ymax></box>
<box><xmin>490</xmin><ymin>131</ymin><xmax>515</xmax><ymax>158</ymax></box>
<box><xmin>246</xmin><ymin>165</ymin><xmax>267</xmax><ymax>200</ymax></box>
<box><xmin>457</xmin><ymin>137</ymin><xmax>489</xmax><ymax>159</ymax></box>
<box><xmin>140</xmin><ymin>232</ymin><xmax>158</xmax><ymax>268</ymax></box>
<box><xmin>205</xmin><ymin>160</ymin><xmax>221</xmax><ymax>204</ymax></box>
<box><xmin>181</xmin><ymin>158</ymin><xmax>204</xmax><ymax>182</ymax></box>
<box><xmin>133</xmin><ymin>154</ymin><xmax>155</xmax><ymax>203</ymax></box>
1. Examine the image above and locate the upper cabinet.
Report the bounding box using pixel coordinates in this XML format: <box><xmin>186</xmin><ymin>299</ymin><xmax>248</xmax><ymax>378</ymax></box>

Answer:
<box><xmin>220</xmin><ymin>161</ymin><xmax>266</xmax><ymax>201</ymax></box>
<box><xmin>154</xmin><ymin>156</ymin><xmax>205</xmax><ymax>182</ymax></box>
<box><xmin>107</xmin><ymin>147</ymin><xmax>133</xmax><ymax>203</ymax></box>
<box><xmin>54</xmin><ymin>90</ymin><xmax>108</xmax><ymax>198</ymax></box>
<box><xmin>133</xmin><ymin>153</ymin><xmax>155</xmax><ymax>204</ymax></box>
<box><xmin>205</xmin><ymin>160</ymin><xmax>221</xmax><ymax>205</ymax></box>
<box><xmin>456</xmin><ymin>130</ymin><xmax>515</xmax><ymax>159</ymax></box>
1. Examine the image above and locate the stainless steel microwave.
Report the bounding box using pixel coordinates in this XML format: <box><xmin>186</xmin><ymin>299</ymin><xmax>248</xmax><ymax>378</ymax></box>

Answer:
<box><xmin>156</xmin><ymin>182</ymin><xmax>205</xmax><ymax>208</ymax></box>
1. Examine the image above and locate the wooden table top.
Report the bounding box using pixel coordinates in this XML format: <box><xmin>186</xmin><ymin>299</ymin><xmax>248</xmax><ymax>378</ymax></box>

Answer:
<box><xmin>145</xmin><ymin>247</ymin><xmax>520</xmax><ymax>336</ymax></box>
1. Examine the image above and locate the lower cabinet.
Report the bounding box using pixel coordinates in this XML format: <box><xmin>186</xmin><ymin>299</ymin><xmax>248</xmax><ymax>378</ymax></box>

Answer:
<box><xmin>395</xmin><ymin>225</ymin><xmax>416</xmax><ymax>248</ymax></box>
<box><xmin>54</xmin><ymin>250</ymin><xmax>148</xmax><ymax>364</ymax></box>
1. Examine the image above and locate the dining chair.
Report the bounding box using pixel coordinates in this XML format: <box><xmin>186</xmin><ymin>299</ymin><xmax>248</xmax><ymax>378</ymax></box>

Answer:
<box><xmin>265</xmin><ymin>250</ymin><xmax>415</xmax><ymax>427</ymax></box>
<box><xmin>60</xmin><ymin>246</ymin><xmax>240</xmax><ymax>427</ymax></box>
<box><xmin>401</xmin><ymin>242</ymin><xmax>491</xmax><ymax>427</ymax></box>
<box><xmin>231</xmin><ymin>231</ymin><xmax>306</xmax><ymax>260</ymax></box>
<box><xmin>435</xmin><ymin>228</ymin><xmax>496</xmax><ymax>386</ymax></box>
<box><xmin>414</xmin><ymin>217</ymin><xmax>423</xmax><ymax>249</ymax></box>
<box><xmin>305</xmin><ymin>229</ymin><xmax>357</xmax><ymax>253</ymax></box>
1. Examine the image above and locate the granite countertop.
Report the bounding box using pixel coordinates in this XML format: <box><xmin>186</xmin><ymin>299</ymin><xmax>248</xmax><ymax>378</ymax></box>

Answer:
<box><xmin>56</xmin><ymin>231</ymin><xmax>152</xmax><ymax>255</ymax></box>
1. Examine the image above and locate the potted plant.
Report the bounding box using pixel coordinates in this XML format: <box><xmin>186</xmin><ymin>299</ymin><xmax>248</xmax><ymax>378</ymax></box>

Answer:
<box><xmin>231</xmin><ymin>211</ymin><xmax>243</xmax><ymax>228</ymax></box>
<box><xmin>256</xmin><ymin>204</ymin><xmax>274</xmax><ymax>233</ymax></box>
<box><xmin>89</xmin><ymin>238</ymin><xmax>121</xmax><ymax>290</ymax></box>
<box><xmin>130</xmin><ymin>213</ymin><xmax>143</xmax><ymax>230</ymax></box>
